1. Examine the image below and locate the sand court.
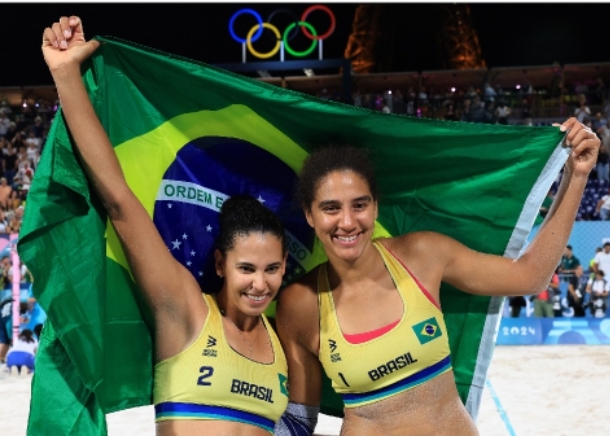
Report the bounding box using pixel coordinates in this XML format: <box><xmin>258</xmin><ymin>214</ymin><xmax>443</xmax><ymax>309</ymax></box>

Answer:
<box><xmin>1</xmin><ymin>345</ymin><xmax>609</xmax><ymax>435</ymax></box>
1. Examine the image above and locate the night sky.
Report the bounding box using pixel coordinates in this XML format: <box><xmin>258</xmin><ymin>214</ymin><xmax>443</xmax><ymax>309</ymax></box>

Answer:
<box><xmin>4</xmin><ymin>3</ymin><xmax>610</xmax><ymax>86</ymax></box>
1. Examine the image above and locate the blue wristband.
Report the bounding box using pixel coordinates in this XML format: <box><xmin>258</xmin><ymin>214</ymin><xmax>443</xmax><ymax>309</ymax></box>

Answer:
<box><xmin>274</xmin><ymin>402</ymin><xmax>320</xmax><ymax>436</ymax></box>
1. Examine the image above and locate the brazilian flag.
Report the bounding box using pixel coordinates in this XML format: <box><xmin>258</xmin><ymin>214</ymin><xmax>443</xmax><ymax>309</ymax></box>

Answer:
<box><xmin>19</xmin><ymin>36</ymin><xmax>567</xmax><ymax>435</ymax></box>
<box><xmin>412</xmin><ymin>317</ymin><xmax>443</xmax><ymax>345</ymax></box>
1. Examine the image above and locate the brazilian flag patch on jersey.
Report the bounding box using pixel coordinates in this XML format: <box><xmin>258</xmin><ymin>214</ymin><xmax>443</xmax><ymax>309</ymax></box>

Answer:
<box><xmin>279</xmin><ymin>373</ymin><xmax>289</xmax><ymax>397</ymax></box>
<box><xmin>412</xmin><ymin>317</ymin><xmax>443</xmax><ymax>345</ymax></box>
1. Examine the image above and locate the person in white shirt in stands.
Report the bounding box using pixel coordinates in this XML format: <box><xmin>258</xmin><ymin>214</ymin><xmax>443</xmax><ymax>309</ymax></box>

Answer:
<box><xmin>593</xmin><ymin>242</ymin><xmax>610</xmax><ymax>277</ymax></box>
<box><xmin>585</xmin><ymin>270</ymin><xmax>610</xmax><ymax>318</ymax></box>
<box><xmin>592</xmin><ymin>242</ymin><xmax>610</xmax><ymax>316</ymax></box>
<box><xmin>495</xmin><ymin>99</ymin><xmax>511</xmax><ymax>125</ymax></box>
<box><xmin>574</xmin><ymin>94</ymin><xmax>591</xmax><ymax>124</ymax></box>
<box><xmin>6</xmin><ymin>328</ymin><xmax>38</xmax><ymax>374</ymax></box>
<box><xmin>24</xmin><ymin>131</ymin><xmax>42</xmax><ymax>150</ymax></box>
<box><xmin>596</xmin><ymin>189</ymin><xmax>610</xmax><ymax>220</ymax></box>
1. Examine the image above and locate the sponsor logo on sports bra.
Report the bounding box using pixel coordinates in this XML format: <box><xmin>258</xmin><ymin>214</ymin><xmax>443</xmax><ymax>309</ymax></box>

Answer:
<box><xmin>230</xmin><ymin>379</ymin><xmax>275</xmax><ymax>403</ymax></box>
<box><xmin>329</xmin><ymin>339</ymin><xmax>342</xmax><ymax>362</ymax></box>
<box><xmin>368</xmin><ymin>352</ymin><xmax>418</xmax><ymax>381</ymax></box>
<box><xmin>203</xmin><ymin>335</ymin><xmax>218</xmax><ymax>357</ymax></box>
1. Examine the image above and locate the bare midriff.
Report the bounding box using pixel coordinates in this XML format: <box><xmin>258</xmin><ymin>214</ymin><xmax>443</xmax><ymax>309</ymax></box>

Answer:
<box><xmin>156</xmin><ymin>419</ymin><xmax>271</xmax><ymax>436</ymax></box>
<box><xmin>340</xmin><ymin>371</ymin><xmax>480</xmax><ymax>436</ymax></box>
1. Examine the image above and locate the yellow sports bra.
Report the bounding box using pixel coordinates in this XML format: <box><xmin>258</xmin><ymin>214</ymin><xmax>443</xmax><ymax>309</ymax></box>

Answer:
<box><xmin>153</xmin><ymin>293</ymin><xmax>289</xmax><ymax>433</ymax></box>
<box><xmin>318</xmin><ymin>240</ymin><xmax>452</xmax><ymax>408</ymax></box>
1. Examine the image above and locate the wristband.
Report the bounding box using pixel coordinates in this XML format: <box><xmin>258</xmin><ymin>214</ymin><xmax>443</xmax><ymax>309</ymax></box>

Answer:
<box><xmin>274</xmin><ymin>402</ymin><xmax>320</xmax><ymax>436</ymax></box>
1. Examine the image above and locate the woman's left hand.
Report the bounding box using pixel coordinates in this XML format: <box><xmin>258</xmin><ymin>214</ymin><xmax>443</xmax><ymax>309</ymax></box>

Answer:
<box><xmin>557</xmin><ymin>117</ymin><xmax>601</xmax><ymax>178</ymax></box>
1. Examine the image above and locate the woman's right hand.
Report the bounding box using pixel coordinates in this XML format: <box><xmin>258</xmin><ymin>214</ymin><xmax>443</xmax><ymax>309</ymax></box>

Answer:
<box><xmin>42</xmin><ymin>16</ymin><xmax>100</xmax><ymax>73</ymax></box>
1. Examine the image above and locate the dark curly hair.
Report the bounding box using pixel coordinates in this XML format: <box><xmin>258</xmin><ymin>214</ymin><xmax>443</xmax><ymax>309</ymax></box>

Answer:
<box><xmin>215</xmin><ymin>195</ymin><xmax>286</xmax><ymax>255</ymax></box>
<box><xmin>298</xmin><ymin>145</ymin><xmax>378</xmax><ymax>211</ymax></box>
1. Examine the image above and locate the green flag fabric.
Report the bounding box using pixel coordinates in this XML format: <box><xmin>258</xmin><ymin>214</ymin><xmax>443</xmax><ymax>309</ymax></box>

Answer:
<box><xmin>19</xmin><ymin>36</ymin><xmax>567</xmax><ymax>435</ymax></box>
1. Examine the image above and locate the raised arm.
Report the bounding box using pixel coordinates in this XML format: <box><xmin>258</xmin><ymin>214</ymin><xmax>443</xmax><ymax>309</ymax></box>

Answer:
<box><xmin>596</xmin><ymin>198</ymin><xmax>604</xmax><ymax>215</ymax></box>
<box><xmin>275</xmin><ymin>277</ymin><xmax>323</xmax><ymax>435</ymax></box>
<box><xmin>394</xmin><ymin>118</ymin><xmax>600</xmax><ymax>298</ymax></box>
<box><xmin>42</xmin><ymin>16</ymin><xmax>206</xmax><ymax>359</ymax></box>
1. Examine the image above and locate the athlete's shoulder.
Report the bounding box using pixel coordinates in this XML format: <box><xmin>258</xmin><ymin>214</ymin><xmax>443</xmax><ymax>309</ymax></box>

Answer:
<box><xmin>278</xmin><ymin>264</ymin><xmax>320</xmax><ymax>303</ymax></box>
<box><xmin>276</xmin><ymin>265</ymin><xmax>320</xmax><ymax>327</ymax></box>
<box><xmin>380</xmin><ymin>231</ymin><xmax>450</xmax><ymax>257</ymax></box>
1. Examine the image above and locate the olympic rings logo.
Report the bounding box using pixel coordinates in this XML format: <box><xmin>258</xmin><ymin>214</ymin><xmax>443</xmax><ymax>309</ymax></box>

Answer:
<box><xmin>229</xmin><ymin>5</ymin><xmax>336</xmax><ymax>59</ymax></box>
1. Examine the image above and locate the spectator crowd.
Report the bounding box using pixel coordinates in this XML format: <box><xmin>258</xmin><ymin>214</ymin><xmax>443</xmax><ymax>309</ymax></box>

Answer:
<box><xmin>508</xmin><ymin>243</ymin><xmax>610</xmax><ymax>319</ymax></box>
<box><xmin>0</xmin><ymin>99</ymin><xmax>44</xmax><ymax>373</ymax></box>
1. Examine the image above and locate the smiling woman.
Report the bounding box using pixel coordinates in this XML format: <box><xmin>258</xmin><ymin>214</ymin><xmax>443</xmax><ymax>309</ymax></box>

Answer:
<box><xmin>154</xmin><ymin>196</ymin><xmax>290</xmax><ymax>436</ymax></box>
<box><xmin>213</xmin><ymin>196</ymin><xmax>287</xmax><ymax>320</ymax></box>
<box><xmin>275</xmin><ymin>131</ymin><xmax>600</xmax><ymax>435</ymax></box>
<box><xmin>303</xmin><ymin>158</ymin><xmax>378</xmax><ymax>264</ymax></box>
<box><xmin>41</xmin><ymin>16</ymin><xmax>291</xmax><ymax>436</ymax></box>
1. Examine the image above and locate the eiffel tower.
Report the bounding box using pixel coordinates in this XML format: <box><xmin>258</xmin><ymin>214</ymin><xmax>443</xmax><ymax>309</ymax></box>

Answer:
<box><xmin>344</xmin><ymin>4</ymin><xmax>486</xmax><ymax>72</ymax></box>
<box><xmin>439</xmin><ymin>4</ymin><xmax>486</xmax><ymax>69</ymax></box>
<box><xmin>343</xmin><ymin>5</ymin><xmax>384</xmax><ymax>74</ymax></box>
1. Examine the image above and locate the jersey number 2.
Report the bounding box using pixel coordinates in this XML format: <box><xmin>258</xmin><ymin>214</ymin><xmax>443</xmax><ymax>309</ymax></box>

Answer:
<box><xmin>197</xmin><ymin>366</ymin><xmax>214</xmax><ymax>386</ymax></box>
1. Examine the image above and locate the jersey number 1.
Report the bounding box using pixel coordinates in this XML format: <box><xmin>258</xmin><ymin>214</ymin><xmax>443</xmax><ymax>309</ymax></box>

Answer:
<box><xmin>338</xmin><ymin>372</ymin><xmax>350</xmax><ymax>387</ymax></box>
